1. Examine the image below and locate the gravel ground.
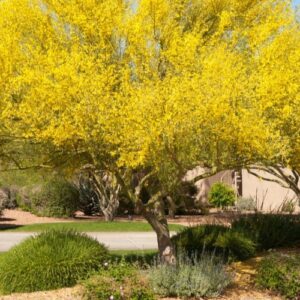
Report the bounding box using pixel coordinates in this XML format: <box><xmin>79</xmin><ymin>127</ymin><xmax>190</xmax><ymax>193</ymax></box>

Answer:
<box><xmin>0</xmin><ymin>288</ymin><xmax>282</xmax><ymax>300</ymax></box>
<box><xmin>0</xmin><ymin>286</ymin><xmax>83</xmax><ymax>300</ymax></box>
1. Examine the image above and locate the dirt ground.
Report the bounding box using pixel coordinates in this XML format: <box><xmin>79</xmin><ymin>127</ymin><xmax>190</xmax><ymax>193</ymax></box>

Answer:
<box><xmin>0</xmin><ymin>208</ymin><xmax>233</xmax><ymax>227</ymax></box>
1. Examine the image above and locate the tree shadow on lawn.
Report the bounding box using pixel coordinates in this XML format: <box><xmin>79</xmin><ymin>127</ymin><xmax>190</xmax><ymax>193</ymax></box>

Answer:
<box><xmin>0</xmin><ymin>222</ymin><xmax>23</xmax><ymax>231</ymax></box>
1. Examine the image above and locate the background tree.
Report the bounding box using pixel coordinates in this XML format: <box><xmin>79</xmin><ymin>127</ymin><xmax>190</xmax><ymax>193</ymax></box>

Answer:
<box><xmin>245</xmin><ymin>11</ymin><xmax>300</xmax><ymax>199</ymax></box>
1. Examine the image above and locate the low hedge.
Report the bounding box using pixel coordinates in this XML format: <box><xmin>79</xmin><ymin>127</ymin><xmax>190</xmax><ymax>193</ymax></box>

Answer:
<box><xmin>232</xmin><ymin>213</ymin><xmax>300</xmax><ymax>250</ymax></box>
<box><xmin>171</xmin><ymin>224</ymin><xmax>256</xmax><ymax>261</ymax></box>
<box><xmin>173</xmin><ymin>214</ymin><xmax>300</xmax><ymax>262</ymax></box>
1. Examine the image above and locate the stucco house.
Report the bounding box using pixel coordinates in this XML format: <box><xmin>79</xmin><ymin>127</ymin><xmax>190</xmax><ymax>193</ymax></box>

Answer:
<box><xmin>186</xmin><ymin>167</ymin><xmax>300</xmax><ymax>212</ymax></box>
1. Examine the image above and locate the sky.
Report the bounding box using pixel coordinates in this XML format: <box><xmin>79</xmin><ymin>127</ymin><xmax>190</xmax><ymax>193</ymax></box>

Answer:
<box><xmin>294</xmin><ymin>0</ymin><xmax>300</xmax><ymax>7</ymax></box>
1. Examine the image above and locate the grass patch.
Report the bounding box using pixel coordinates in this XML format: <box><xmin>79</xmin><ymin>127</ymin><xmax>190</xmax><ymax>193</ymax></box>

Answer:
<box><xmin>2</xmin><ymin>221</ymin><xmax>183</xmax><ymax>232</ymax></box>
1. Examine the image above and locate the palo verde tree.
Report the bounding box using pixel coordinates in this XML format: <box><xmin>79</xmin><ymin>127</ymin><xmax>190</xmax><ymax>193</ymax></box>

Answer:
<box><xmin>245</xmin><ymin>14</ymin><xmax>300</xmax><ymax>199</ymax></box>
<box><xmin>0</xmin><ymin>0</ymin><xmax>298</xmax><ymax>263</ymax></box>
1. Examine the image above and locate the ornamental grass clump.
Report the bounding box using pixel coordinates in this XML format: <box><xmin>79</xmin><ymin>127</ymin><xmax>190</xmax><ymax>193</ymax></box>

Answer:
<box><xmin>0</xmin><ymin>229</ymin><xmax>108</xmax><ymax>294</ymax></box>
<box><xmin>149</xmin><ymin>253</ymin><xmax>232</xmax><ymax>298</ymax></box>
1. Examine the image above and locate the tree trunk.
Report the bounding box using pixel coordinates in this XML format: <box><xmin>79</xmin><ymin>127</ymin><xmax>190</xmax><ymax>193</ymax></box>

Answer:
<box><xmin>166</xmin><ymin>196</ymin><xmax>176</xmax><ymax>219</ymax></box>
<box><xmin>144</xmin><ymin>213</ymin><xmax>176</xmax><ymax>264</ymax></box>
<box><xmin>142</xmin><ymin>199</ymin><xmax>176</xmax><ymax>264</ymax></box>
<box><xmin>102</xmin><ymin>207</ymin><xmax>116</xmax><ymax>222</ymax></box>
<box><xmin>113</xmin><ymin>169</ymin><xmax>176</xmax><ymax>264</ymax></box>
<box><xmin>91</xmin><ymin>171</ymin><xmax>120</xmax><ymax>222</ymax></box>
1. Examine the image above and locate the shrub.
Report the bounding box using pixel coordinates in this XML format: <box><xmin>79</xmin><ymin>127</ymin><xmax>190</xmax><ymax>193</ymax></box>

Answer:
<box><xmin>78</xmin><ymin>177</ymin><xmax>100</xmax><ymax>216</ymax></box>
<box><xmin>82</xmin><ymin>260</ymin><xmax>155</xmax><ymax>300</ymax></box>
<box><xmin>236</xmin><ymin>197</ymin><xmax>256</xmax><ymax>211</ymax></box>
<box><xmin>208</xmin><ymin>183</ymin><xmax>235</xmax><ymax>208</ymax></box>
<box><xmin>256</xmin><ymin>253</ymin><xmax>300</xmax><ymax>299</ymax></box>
<box><xmin>149</xmin><ymin>253</ymin><xmax>232</xmax><ymax>298</ymax></box>
<box><xmin>15</xmin><ymin>185</ymin><xmax>37</xmax><ymax>211</ymax></box>
<box><xmin>32</xmin><ymin>177</ymin><xmax>80</xmax><ymax>217</ymax></box>
<box><xmin>172</xmin><ymin>225</ymin><xmax>256</xmax><ymax>261</ymax></box>
<box><xmin>232</xmin><ymin>213</ymin><xmax>300</xmax><ymax>250</ymax></box>
<box><xmin>0</xmin><ymin>229</ymin><xmax>108</xmax><ymax>294</ymax></box>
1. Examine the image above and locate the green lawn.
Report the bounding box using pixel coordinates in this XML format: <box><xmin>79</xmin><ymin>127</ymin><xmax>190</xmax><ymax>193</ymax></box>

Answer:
<box><xmin>2</xmin><ymin>221</ymin><xmax>184</xmax><ymax>232</ymax></box>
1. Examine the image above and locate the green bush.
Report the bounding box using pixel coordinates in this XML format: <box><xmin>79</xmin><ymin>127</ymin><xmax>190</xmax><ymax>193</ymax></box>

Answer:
<box><xmin>0</xmin><ymin>230</ymin><xmax>108</xmax><ymax>294</ymax></box>
<box><xmin>32</xmin><ymin>177</ymin><xmax>80</xmax><ymax>217</ymax></box>
<box><xmin>149</xmin><ymin>253</ymin><xmax>232</xmax><ymax>298</ymax></box>
<box><xmin>82</xmin><ymin>260</ymin><xmax>155</xmax><ymax>300</ymax></box>
<box><xmin>172</xmin><ymin>225</ymin><xmax>256</xmax><ymax>261</ymax></box>
<box><xmin>208</xmin><ymin>183</ymin><xmax>235</xmax><ymax>208</ymax></box>
<box><xmin>232</xmin><ymin>213</ymin><xmax>300</xmax><ymax>250</ymax></box>
<box><xmin>256</xmin><ymin>253</ymin><xmax>300</xmax><ymax>299</ymax></box>
<box><xmin>15</xmin><ymin>185</ymin><xmax>40</xmax><ymax>212</ymax></box>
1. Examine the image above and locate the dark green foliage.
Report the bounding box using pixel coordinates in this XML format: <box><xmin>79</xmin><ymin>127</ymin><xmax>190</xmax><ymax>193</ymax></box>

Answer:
<box><xmin>232</xmin><ymin>213</ymin><xmax>300</xmax><ymax>250</ymax></box>
<box><xmin>0</xmin><ymin>187</ymin><xmax>17</xmax><ymax>209</ymax></box>
<box><xmin>78</xmin><ymin>176</ymin><xmax>100</xmax><ymax>216</ymax></box>
<box><xmin>0</xmin><ymin>230</ymin><xmax>108</xmax><ymax>294</ymax></box>
<box><xmin>82</xmin><ymin>261</ymin><xmax>155</xmax><ymax>300</ymax></box>
<box><xmin>256</xmin><ymin>253</ymin><xmax>300</xmax><ymax>299</ymax></box>
<box><xmin>149</xmin><ymin>253</ymin><xmax>232</xmax><ymax>298</ymax></box>
<box><xmin>172</xmin><ymin>225</ymin><xmax>256</xmax><ymax>261</ymax></box>
<box><xmin>174</xmin><ymin>214</ymin><xmax>300</xmax><ymax>264</ymax></box>
<box><xmin>208</xmin><ymin>182</ymin><xmax>235</xmax><ymax>208</ymax></box>
<box><xmin>32</xmin><ymin>177</ymin><xmax>80</xmax><ymax>217</ymax></box>
<box><xmin>110</xmin><ymin>251</ymin><xmax>158</xmax><ymax>267</ymax></box>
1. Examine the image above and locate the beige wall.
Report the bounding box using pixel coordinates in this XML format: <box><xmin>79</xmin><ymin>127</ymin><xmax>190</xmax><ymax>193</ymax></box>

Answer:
<box><xmin>242</xmin><ymin>169</ymin><xmax>299</xmax><ymax>212</ymax></box>
<box><xmin>184</xmin><ymin>166</ymin><xmax>299</xmax><ymax>211</ymax></box>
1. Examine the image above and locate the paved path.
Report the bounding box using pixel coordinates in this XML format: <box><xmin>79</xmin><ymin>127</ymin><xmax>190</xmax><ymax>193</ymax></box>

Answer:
<box><xmin>0</xmin><ymin>232</ymin><xmax>176</xmax><ymax>252</ymax></box>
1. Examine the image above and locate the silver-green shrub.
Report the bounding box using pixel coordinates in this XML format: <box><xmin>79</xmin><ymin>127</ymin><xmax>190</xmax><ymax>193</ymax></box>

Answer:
<box><xmin>149</xmin><ymin>254</ymin><xmax>232</xmax><ymax>298</ymax></box>
<box><xmin>236</xmin><ymin>197</ymin><xmax>256</xmax><ymax>211</ymax></box>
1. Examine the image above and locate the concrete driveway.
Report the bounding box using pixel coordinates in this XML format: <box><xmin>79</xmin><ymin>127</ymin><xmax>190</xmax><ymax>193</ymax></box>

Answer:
<box><xmin>0</xmin><ymin>232</ymin><xmax>176</xmax><ymax>252</ymax></box>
